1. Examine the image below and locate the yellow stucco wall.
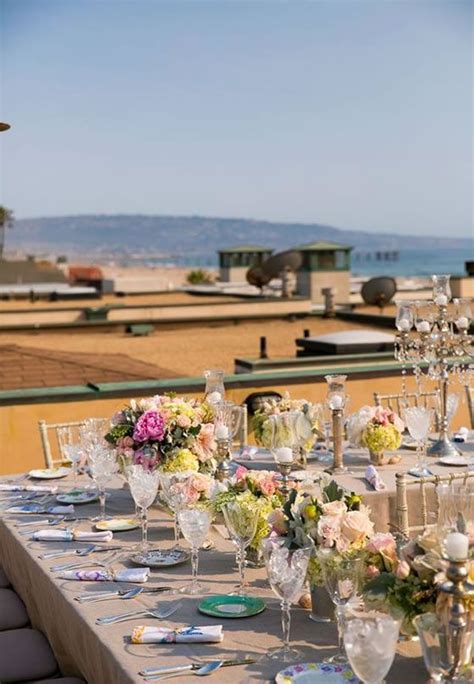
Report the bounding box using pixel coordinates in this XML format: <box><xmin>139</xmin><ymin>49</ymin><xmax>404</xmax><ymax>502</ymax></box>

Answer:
<box><xmin>1</xmin><ymin>373</ymin><xmax>469</xmax><ymax>475</ymax></box>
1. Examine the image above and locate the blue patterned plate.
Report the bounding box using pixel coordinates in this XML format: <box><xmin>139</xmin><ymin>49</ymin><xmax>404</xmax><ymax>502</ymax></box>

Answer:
<box><xmin>275</xmin><ymin>663</ymin><xmax>359</xmax><ymax>683</ymax></box>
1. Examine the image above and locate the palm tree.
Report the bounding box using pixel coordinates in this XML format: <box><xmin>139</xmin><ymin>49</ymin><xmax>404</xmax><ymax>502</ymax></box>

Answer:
<box><xmin>0</xmin><ymin>206</ymin><xmax>14</xmax><ymax>260</ymax></box>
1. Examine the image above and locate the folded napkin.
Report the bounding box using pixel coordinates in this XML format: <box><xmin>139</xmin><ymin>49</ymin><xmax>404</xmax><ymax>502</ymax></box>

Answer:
<box><xmin>365</xmin><ymin>465</ymin><xmax>386</xmax><ymax>491</ymax></box>
<box><xmin>454</xmin><ymin>426</ymin><xmax>469</xmax><ymax>443</ymax></box>
<box><xmin>32</xmin><ymin>529</ymin><xmax>113</xmax><ymax>542</ymax></box>
<box><xmin>0</xmin><ymin>484</ymin><xmax>58</xmax><ymax>493</ymax></box>
<box><xmin>59</xmin><ymin>568</ymin><xmax>150</xmax><ymax>583</ymax></box>
<box><xmin>6</xmin><ymin>504</ymin><xmax>74</xmax><ymax>515</ymax></box>
<box><xmin>238</xmin><ymin>447</ymin><xmax>258</xmax><ymax>461</ymax></box>
<box><xmin>131</xmin><ymin>625</ymin><xmax>223</xmax><ymax>644</ymax></box>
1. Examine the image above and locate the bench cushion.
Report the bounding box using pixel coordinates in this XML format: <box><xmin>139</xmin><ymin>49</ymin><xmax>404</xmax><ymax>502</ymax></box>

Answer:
<box><xmin>0</xmin><ymin>588</ymin><xmax>29</xmax><ymax>630</ymax></box>
<box><xmin>0</xmin><ymin>566</ymin><xmax>10</xmax><ymax>587</ymax></box>
<box><xmin>0</xmin><ymin>628</ymin><xmax>58</xmax><ymax>682</ymax></box>
<box><xmin>31</xmin><ymin>679</ymin><xmax>86</xmax><ymax>684</ymax></box>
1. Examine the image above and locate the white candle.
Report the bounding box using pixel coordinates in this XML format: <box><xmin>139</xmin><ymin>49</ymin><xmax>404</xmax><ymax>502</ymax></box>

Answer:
<box><xmin>445</xmin><ymin>532</ymin><xmax>469</xmax><ymax>560</ymax></box>
<box><xmin>435</xmin><ymin>294</ymin><xmax>448</xmax><ymax>306</ymax></box>
<box><xmin>329</xmin><ymin>395</ymin><xmax>344</xmax><ymax>410</ymax></box>
<box><xmin>274</xmin><ymin>447</ymin><xmax>293</xmax><ymax>463</ymax></box>
<box><xmin>398</xmin><ymin>319</ymin><xmax>411</xmax><ymax>332</ymax></box>
<box><xmin>207</xmin><ymin>391</ymin><xmax>222</xmax><ymax>404</ymax></box>
<box><xmin>456</xmin><ymin>316</ymin><xmax>469</xmax><ymax>330</ymax></box>
<box><xmin>215</xmin><ymin>424</ymin><xmax>229</xmax><ymax>440</ymax></box>
<box><xmin>417</xmin><ymin>321</ymin><xmax>430</xmax><ymax>333</ymax></box>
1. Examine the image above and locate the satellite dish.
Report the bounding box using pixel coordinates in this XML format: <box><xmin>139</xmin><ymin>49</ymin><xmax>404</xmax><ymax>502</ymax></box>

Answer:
<box><xmin>261</xmin><ymin>250</ymin><xmax>303</xmax><ymax>280</ymax></box>
<box><xmin>246</xmin><ymin>266</ymin><xmax>272</xmax><ymax>289</ymax></box>
<box><xmin>361</xmin><ymin>277</ymin><xmax>397</xmax><ymax>308</ymax></box>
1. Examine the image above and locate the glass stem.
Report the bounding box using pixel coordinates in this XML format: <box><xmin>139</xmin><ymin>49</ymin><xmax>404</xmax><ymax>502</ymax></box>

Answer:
<box><xmin>141</xmin><ymin>507</ymin><xmax>148</xmax><ymax>549</ymax></box>
<box><xmin>99</xmin><ymin>490</ymin><xmax>106</xmax><ymax>520</ymax></box>
<box><xmin>335</xmin><ymin>606</ymin><xmax>344</xmax><ymax>656</ymax></box>
<box><xmin>72</xmin><ymin>463</ymin><xmax>77</xmax><ymax>490</ymax></box>
<box><xmin>281</xmin><ymin>600</ymin><xmax>291</xmax><ymax>650</ymax></box>
<box><xmin>173</xmin><ymin>512</ymin><xmax>181</xmax><ymax>546</ymax></box>
<box><xmin>191</xmin><ymin>546</ymin><xmax>199</xmax><ymax>590</ymax></box>
<box><xmin>237</xmin><ymin>542</ymin><xmax>246</xmax><ymax>594</ymax></box>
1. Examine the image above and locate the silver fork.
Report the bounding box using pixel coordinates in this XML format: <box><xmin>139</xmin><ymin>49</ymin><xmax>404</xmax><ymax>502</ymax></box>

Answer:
<box><xmin>51</xmin><ymin>550</ymin><xmax>122</xmax><ymax>572</ymax></box>
<box><xmin>16</xmin><ymin>516</ymin><xmax>66</xmax><ymax>528</ymax></box>
<box><xmin>96</xmin><ymin>602</ymin><xmax>181</xmax><ymax>625</ymax></box>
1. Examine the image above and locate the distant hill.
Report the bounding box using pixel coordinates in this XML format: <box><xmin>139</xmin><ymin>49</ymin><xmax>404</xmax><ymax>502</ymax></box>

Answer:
<box><xmin>9</xmin><ymin>214</ymin><xmax>473</xmax><ymax>259</ymax></box>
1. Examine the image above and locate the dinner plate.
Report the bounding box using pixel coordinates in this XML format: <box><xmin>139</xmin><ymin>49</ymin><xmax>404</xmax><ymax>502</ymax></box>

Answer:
<box><xmin>291</xmin><ymin>470</ymin><xmax>319</xmax><ymax>482</ymax></box>
<box><xmin>29</xmin><ymin>468</ymin><xmax>72</xmax><ymax>480</ymax></box>
<box><xmin>198</xmin><ymin>594</ymin><xmax>266</xmax><ymax>618</ymax></box>
<box><xmin>275</xmin><ymin>662</ymin><xmax>359</xmax><ymax>683</ymax></box>
<box><xmin>438</xmin><ymin>455</ymin><xmax>470</xmax><ymax>467</ymax></box>
<box><xmin>131</xmin><ymin>549</ymin><xmax>190</xmax><ymax>567</ymax></box>
<box><xmin>95</xmin><ymin>518</ymin><xmax>140</xmax><ymax>532</ymax></box>
<box><xmin>56</xmin><ymin>490</ymin><xmax>99</xmax><ymax>504</ymax></box>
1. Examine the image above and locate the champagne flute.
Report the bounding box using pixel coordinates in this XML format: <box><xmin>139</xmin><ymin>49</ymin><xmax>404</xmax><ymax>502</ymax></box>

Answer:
<box><xmin>222</xmin><ymin>500</ymin><xmax>260</xmax><ymax>595</ymax></box>
<box><xmin>177</xmin><ymin>506</ymin><xmax>211</xmax><ymax>595</ymax></box>
<box><xmin>317</xmin><ymin>549</ymin><xmax>362</xmax><ymax>664</ymax></box>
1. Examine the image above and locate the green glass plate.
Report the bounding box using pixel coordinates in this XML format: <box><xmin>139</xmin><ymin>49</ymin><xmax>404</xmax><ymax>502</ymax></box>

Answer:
<box><xmin>198</xmin><ymin>594</ymin><xmax>266</xmax><ymax>618</ymax></box>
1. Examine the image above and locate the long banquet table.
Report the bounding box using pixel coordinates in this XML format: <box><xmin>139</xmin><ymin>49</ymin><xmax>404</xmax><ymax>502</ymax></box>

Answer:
<box><xmin>0</xmin><ymin>449</ymin><xmax>471</xmax><ymax>684</ymax></box>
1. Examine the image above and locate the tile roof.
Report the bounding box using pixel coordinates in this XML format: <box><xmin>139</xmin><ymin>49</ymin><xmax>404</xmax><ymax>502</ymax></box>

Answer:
<box><xmin>0</xmin><ymin>344</ymin><xmax>177</xmax><ymax>391</ymax></box>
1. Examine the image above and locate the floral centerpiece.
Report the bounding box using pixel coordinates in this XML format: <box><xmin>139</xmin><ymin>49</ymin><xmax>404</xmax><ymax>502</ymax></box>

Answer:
<box><xmin>105</xmin><ymin>394</ymin><xmax>216</xmax><ymax>473</ymax></box>
<box><xmin>268</xmin><ymin>478</ymin><xmax>374</xmax><ymax>587</ymax></box>
<box><xmin>211</xmin><ymin>466</ymin><xmax>283</xmax><ymax>563</ymax></box>
<box><xmin>346</xmin><ymin>405</ymin><xmax>404</xmax><ymax>465</ymax></box>
<box><xmin>252</xmin><ymin>392</ymin><xmax>322</xmax><ymax>453</ymax></box>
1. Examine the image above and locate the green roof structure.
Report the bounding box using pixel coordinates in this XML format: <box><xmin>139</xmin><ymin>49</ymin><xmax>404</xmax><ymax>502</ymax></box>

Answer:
<box><xmin>218</xmin><ymin>245</ymin><xmax>272</xmax><ymax>254</ymax></box>
<box><xmin>294</xmin><ymin>240</ymin><xmax>353</xmax><ymax>252</ymax></box>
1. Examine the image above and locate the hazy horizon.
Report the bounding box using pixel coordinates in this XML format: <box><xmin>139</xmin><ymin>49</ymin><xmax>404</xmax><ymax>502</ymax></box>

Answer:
<box><xmin>1</xmin><ymin>0</ymin><xmax>473</xmax><ymax>238</ymax></box>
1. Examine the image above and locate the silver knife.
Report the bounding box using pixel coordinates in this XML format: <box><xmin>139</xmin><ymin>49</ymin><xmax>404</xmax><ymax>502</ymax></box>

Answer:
<box><xmin>41</xmin><ymin>545</ymin><xmax>122</xmax><ymax>560</ymax></box>
<box><xmin>75</xmin><ymin>586</ymin><xmax>172</xmax><ymax>602</ymax></box>
<box><xmin>140</xmin><ymin>658</ymin><xmax>255</xmax><ymax>677</ymax></box>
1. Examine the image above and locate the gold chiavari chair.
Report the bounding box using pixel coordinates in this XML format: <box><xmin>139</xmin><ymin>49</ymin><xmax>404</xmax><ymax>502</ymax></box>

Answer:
<box><xmin>395</xmin><ymin>470</ymin><xmax>474</xmax><ymax>537</ymax></box>
<box><xmin>374</xmin><ymin>389</ymin><xmax>441</xmax><ymax>430</ymax></box>
<box><xmin>465</xmin><ymin>386</ymin><xmax>474</xmax><ymax>429</ymax></box>
<box><xmin>38</xmin><ymin>419</ymin><xmax>85</xmax><ymax>469</ymax></box>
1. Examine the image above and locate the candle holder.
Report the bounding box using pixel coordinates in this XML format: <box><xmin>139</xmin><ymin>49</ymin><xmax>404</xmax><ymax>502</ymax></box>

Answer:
<box><xmin>435</xmin><ymin>549</ymin><xmax>474</xmax><ymax>681</ymax></box>
<box><xmin>213</xmin><ymin>400</ymin><xmax>234</xmax><ymax>482</ymax></box>
<box><xmin>204</xmin><ymin>368</ymin><xmax>225</xmax><ymax>405</ymax></box>
<box><xmin>324</xmin><ymin>375</ymin><xmax>349</xmax><ymax>474</ymax></box>
<box><xmin>268</xmin><ymin>412</ymin><xmax>302</xmax><ymax>496</ymax></box>
<box><xmin>395</xmin><ymin>275</ymin><xmax>473</xmax><ymax>460</ymax></box>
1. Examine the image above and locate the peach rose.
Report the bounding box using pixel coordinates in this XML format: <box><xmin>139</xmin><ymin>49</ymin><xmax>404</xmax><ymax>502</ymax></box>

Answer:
<box><xmin>321</xmin><ymin>500</ymin><xmax>347</xmax><ymax>517</ymax></box>
<box><xmin>395</xmin><ymin>560</ymin><xmax>410</xmax><ymax>579</ymax></box>
<box><xmin>268</xmin><ymin>509</ymin><xmax>288</xmax><ymax>535</ymax></box>
<box><xmin>341</xmin><ymin>510</ymin><xmax>374</xmax><ymax>543</ymax></box>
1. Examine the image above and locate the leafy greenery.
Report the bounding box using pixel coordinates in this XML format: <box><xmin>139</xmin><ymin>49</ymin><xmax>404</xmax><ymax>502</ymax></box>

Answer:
<box><xmin>186</xmin><ymin>269</ymin><xmax>214</xmax><ymax>285</ymax></box>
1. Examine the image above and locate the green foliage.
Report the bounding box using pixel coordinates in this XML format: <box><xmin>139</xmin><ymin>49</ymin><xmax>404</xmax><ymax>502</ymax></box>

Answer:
<box><xmin>186</xmin><ymin>269</ymin><xmax>214</xmax><ymax>285</ymax></box>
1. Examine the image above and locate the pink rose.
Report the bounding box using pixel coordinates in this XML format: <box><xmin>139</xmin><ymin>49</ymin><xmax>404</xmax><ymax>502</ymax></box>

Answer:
<box><xmin>395</xmin><ymin>560</ymin><xmax>410</xmax><ymax>579</ymax></box>
<box><xmin>340</xmin><ymin>510</ymin><xmax>374</xmax><ymax>543</ymax></box>
<box><xmin>235</xmin><ymin>466</ymin><xmax>249</xmax><ymax>481</ymax></box>
<box><xmin>366</xmin><ymin>533</ymin><xmax>397</xmax><ymax>557</ymax></box>
<box><xmin>259</xmin><ymin>475</ymin><xmax>277</xmax><ymax>497</ymax></box>
<box><xmin>366</xmin><ymin>564</ymin><xmax>380</xmax><ymax>579</ymax></box>
<box><xmin>191</xmin><ymin>473</ymin><xmax>211</xmax><ymax>495</ymax></box>
<box><xmin>317</xmin><ymin>515</ymin><xmax>342</xmax><ymax>548</ymax></box>
<box><xmin>176</xmin><ymin>414</ymin><xmax>191</xmax><ymax>429</ymax></box>
<box><xmin>268</xmin><ymin>509</ymin><xmax>288</xmax><ymax>535</ymax></box>
<box><xmin>133</xmin><ymin>411</ymin><xmax>166</xmax><ymax>442</ymax></box>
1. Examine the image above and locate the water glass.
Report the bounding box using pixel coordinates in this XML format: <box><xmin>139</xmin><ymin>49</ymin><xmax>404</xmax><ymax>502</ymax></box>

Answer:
<box><xmin>317</xmin><ymin>550</ymin><xmax>362</xmax><ymax>664</ymax></box>
<box><xmin>222</xmin><ymin>500</ymin><xmax>260</xmax><ymax>595</ymax></box>
<box><xmin>177</xmin><ymin>506</ymin><xmax>211</xmax><ymax>595</ymax></box>
<box><xmin>127</xmin><ymin>465</ymin><xmax>160</xmax><ymax>551</ymax></box>
<box><xmin>89</xmin><ymin>446</ymin><xmax>118</xmax><ymax>521</ymax></box>
<box><xmin>343</xmin><ymin>611</ymin><xmax>400</xmax><ymax>684</ymax></box>
<box><xmin>159</xmin><ymin>471</ymin><xmax>195</xmax><ymax>549</ymax></box>
<box><xmin>57</xmin><ymin>425</ymin><xmax>83</xmax><ymax>489</ymax></box>
<box><xmin>264</xmin><ymin>539</ymin><xmax>312</xmax><ymax>662</ymax></box>
<box><xmin>403</xmin><ymin>406</ymin><xmax>433</xmax><ymax>477</ymax></box>
<box><xmin>414</xmin><ymin>612</ymin><xmax>473</xmax><ymax>683</ymax></box>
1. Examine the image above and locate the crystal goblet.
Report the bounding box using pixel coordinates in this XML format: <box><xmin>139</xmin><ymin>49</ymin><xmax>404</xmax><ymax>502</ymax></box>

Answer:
<box><xmin>264</xmin><ymin>539</ymin><xmax>312</xmax><ymax>662</ymax></box>
<box><xmin>403</xmin><ymin>406</ymin><xmax>433</xmax><ymax>477</ymax></box>
<box><xmin>222</xmin><ymin>500</ymin><xmax>260</xmax><ymax>595</ymax></box>
<box><xmin>342</xmin><ymin>611</ymin><xmax>400</xmax><ymax>684</ymax></box>
<box><xmin>177</xmin><ymin>506</ymin><xmax>211</xmax><ymax>595</ymax></box>
<box><xmin>127</xmin><ymin>464</ymin><xmax>160</xmax><ymax>552</ymax></box>
<box><xmin>88</xmin><ymin>446</ymin><xmax>118</xmax><ymax>521</ymax></box>
<box><xmin>57</xmin><ymin>425</ymin><xmax>83</xmax><ymax>490</ymax></box>
<box><xmin>159</xmin><ymin>471</ymin><xmax>196</xmax><ymax>549</ymax></box>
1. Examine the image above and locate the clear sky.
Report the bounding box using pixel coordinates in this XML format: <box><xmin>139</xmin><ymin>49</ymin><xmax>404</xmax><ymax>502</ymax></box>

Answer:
<box><xmin>1</xmin><ymin>0</ymin><xmax>472</xmax><ymax>238</ymax></box>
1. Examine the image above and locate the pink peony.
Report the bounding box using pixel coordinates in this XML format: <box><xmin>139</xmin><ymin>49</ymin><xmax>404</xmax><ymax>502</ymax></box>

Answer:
<box><xmin>395</xmin><ymin>560</ymin><xmax>410</xmax><ymax>579</ymax></box>
<box><xmin>132</xmin><ymin>449</ymin><xmax>160</xmax><ymax>471</ymax></box>
<box><xmin>340</xmin><ymin>509</ymin><xmax>374</xmax><ymax>543</ymax></box>
<box><xmin>133</xmin><ymin>411</ymin><xmax>166</xmax><ymax>443</ymax></box>
<box><xmin>259</xmin><ymin>474</ymin><xmax>277</xmax><ymax>497</ymax></box>
<box><xmin>193</xmin><ymin>423</ymin><xmax>216</xmax><ymax>462</ymax></box>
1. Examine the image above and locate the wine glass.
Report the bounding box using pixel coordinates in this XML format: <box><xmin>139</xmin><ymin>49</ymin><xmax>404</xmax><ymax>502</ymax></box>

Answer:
<box><xmin>177</xmin><ymin>506</ymin><xmax>211</xmax><ymax>595</ymax></box>
<box><xmin>159</xmin><ymin>471</ymin><xmax>195</xmax><ymax>549</ymax></box>
<box><xmin>88</xmin><ymin>446</ymin><xmax>118</xmax><ymax>521</ymax></box>
<box><xmin>343</xmin><ymin>611</ymin><xmax>400</xmax><ymax>684</ymax></box>
<box><xmin>222</xmin><ymin>500</ymin><xmax>260</xmax><ymax>595</ymax></box>
<box><xmin>414</xmin><ymin>612</ymin><xmax>473</xmax><ymax>683</ymax></box>
<box><xmin>317</xmin><ymin>549</ymin><xmax>362</xmax><ymax>664</ymax></box>
<box><xmin>57</xmin><ymin>425</ymin><xmax>83</xmax><ymax>490</ymax></box>
<box><xmin>127</xmin><ymin>465</ymin><xmax>160</xmax><ymax>552</ymax></box>
<box><xmin>403</xmin><ymin>406</ymin><xmax>433</xmax><ymax>477</ymax></box>
<box><xmin>263</xmin><ymin>539</ymin><xmax>312</xmax><ymax>662</ymax></box>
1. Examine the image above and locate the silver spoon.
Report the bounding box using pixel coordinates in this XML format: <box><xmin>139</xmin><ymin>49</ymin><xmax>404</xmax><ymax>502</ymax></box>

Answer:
<box><xmin>143</xmin><ymin>661</ymin><xmax>223</xmax><ymax>681</ymax></box>
<box><xmin>75</xmin><ymin>587</ymin><xmax>143</xmax><ymax>603</ymax></box>
<box><xmin>96</xmin><ymin>602</ymin><xmax>181</xmax><ymax>625</ymax></box>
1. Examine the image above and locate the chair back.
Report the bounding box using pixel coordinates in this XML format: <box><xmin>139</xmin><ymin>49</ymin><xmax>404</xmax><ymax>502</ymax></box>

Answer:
<box><xmin>395</xmin><ymin>470</ymin><xmax>474</xmax><ymax>537</ymax></box>
<box><xmin>374</xmin><ymin>390</ymin><xmax>441</xmax><ymax>430</ymax></box>
<box><xmin>38</xmin><ymin>420</ymin><xmax>86</xmax><ymax>469</ymax></box>
<box><xmin>465</xmin><ymin>385</ymin><xmax>474</xmax><ymax>429</ymax></box>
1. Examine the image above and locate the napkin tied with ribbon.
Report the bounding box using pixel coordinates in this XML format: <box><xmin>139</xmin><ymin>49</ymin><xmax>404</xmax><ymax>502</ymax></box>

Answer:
<box><xmin>7</xmin><ymin>504</ymin><xmax>74</xmax><ymax>515</ymax></box>
<box><xmin>59</xmin><ymin>568</ymin><xmax>149</xmax><ymax>583</ymax></box>
<box><xmin>0</xmin><ymin>484</ymin><xmax>58</xmax><ymax>493</ymax></box>
<box><xmin>365</xmin><ymin>465</ymin><xmax>386</xmax><ymax>491</ymax></box>
<box><xmin>131</xmin><ymin>624</ymin><xmax>223</xmax><ymax>644</ymax></box>
<box><xmin>32</xmin><ymin>530</ymin><xmax>113</xmax><ymax>542</ymax></box>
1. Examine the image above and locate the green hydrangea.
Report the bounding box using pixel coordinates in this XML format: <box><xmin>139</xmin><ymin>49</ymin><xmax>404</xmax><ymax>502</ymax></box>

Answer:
<box><xmin>362</xmin><ymin>424</ymin><xmax>402</xmax><ymax>453</ymax></box>
<box><xmin>160</xmin><ymin>448</ymin><xmax>199</xmax><ymax>473</ymax></box>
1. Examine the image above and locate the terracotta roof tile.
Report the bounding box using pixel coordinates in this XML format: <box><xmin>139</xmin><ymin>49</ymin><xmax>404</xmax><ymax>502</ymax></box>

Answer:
<box><xmin>0</xmin><ymin>344</ymin><xmax>178</xmax><ymax>391</ymax></box>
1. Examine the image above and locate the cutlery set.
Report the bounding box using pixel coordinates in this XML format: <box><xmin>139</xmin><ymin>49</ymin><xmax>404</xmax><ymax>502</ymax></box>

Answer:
<box><xmin>96</xmin><ymin>601</ymin><xmax>182</xmax><ymax>625</ymax></box>
<box><xmin>140</xmin><ymin>658</ymin><xmax>256</xmax><ymax>681</ymax></box>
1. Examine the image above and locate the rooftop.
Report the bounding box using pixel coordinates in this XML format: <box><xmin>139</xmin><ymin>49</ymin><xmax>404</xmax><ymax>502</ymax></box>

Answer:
<box><xmin>294</xmin><ymin>240</ymin><xmax>353</xmax><ymax>252</ymax></box>
<box><xmin>0</xmin><ymin>344</ymin><xmax>177</xmax><ymax>391</ymax></box>
<box><xmin>217</xmin><ymin>245</ymin><xmax>273</xmax><ymax>254</ymax></box>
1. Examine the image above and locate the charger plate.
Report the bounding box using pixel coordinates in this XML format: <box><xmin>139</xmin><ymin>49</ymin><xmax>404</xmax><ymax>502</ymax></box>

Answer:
<box><xmin>29</xmin><ymin>468</ymin><xmax>71</xmax><ymax>480</ymax></box>
<box><xmin>131</xmin><ymin>549</ymin><xmax>190</xmax><ymax>567</ymax></box>
<box><xmin>95</xmin><ymin>518</ymin><xmax>140</xmax><ymax>532</ymax></box>
<box><xmin>275</xmin><ymin>663</ymin><xmax>358</xmax><ymax>683</ymax></box>
<box><xmin>56</xmin><ymin>490</ymin><xmax>99</xmax><ymax>504</ymax></box>
<box><xmin>198</xmin><ymin>594</ymin><xmax>266</xmax><ymax>618</ymax></box>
